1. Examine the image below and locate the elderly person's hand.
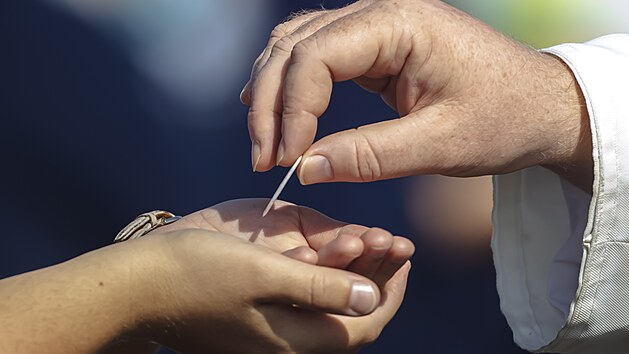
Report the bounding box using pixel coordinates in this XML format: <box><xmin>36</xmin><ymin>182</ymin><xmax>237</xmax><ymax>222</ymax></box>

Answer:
<box><xmin>242</xmin><ymin>0</ymin><xmax>591</xmax><ymax>191</ymax></box>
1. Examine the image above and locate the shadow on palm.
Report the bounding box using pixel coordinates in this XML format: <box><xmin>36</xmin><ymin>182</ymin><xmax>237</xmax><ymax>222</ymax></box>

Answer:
<box><xmin>160</xmin><ymin>198</ymin><xmax>415</xmax><ymax>288</ymax></box>
<box><xmin>167</xmin><ymin>198</ymin><xmax>350</xmax><ymax>250</ymax></box>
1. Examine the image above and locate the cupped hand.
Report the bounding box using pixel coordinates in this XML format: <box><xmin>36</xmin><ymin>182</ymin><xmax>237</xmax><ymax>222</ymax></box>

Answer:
<box><xmin>125</xmin><ymin>199</ymin><xmax>414</xmax><ymax>353</ymax></box>
<box><xmin>158</xmin><ymin>198</ymin><xmax>414</xmax><ymax>286</ymax></box>
<box><xmin>242</xmin><ymin>0</ymin><xmax>591</xmax><ymax>190</ymax></box>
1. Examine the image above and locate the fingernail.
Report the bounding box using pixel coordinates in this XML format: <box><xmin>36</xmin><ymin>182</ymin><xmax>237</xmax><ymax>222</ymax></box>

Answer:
<box><xmin>299</xmin><ymin>155</ymin><xmax>333</xmax><ymax>185</ymax></box>
<box><xmin>349</xmin><ymin>281</ymin><xmax>378</xmax><ymax>315</ymax></box>
<box><xmin>239</xmin><ymin>81</ymin><xmax>251</xmax><ymax>104</ymax></box>
<box><xmin>276</xmin><ymin>141</ymin><xmax>285</xmax><ymax>166</ymax></box>
<box><xmin>252</xmin><ymin>142</ymin><xmax>261</xmax><ymax>172</ymax></box>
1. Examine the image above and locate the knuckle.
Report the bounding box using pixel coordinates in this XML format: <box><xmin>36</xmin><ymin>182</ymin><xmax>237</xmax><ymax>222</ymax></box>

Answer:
<box><xmin>290</xmin><ymin>38</ymin><xmax>324</xmax><ymax>67</ymax></box>
<box><xmin>270</xmin><ymin>22</ymin><xmax>290</xmax><ymax>40</ymax></box>
<box><xmin>353</xmin><ymin>134</ymin><xmax>383</xmax><ymax>182</ymax></box>
<box><xmin>308</xmin><ymin>271</ymin><xmax>327</xmax><ymax>307</ymax></box>
<box><xmin>291</xmin><ymin>39</ymin><xmax>313</xmax><ymax>58</ymax></box>
<box><xmin>271</xmin><ymin>36</ymin><xmax>296</xmax><ymax>57</ymax></box>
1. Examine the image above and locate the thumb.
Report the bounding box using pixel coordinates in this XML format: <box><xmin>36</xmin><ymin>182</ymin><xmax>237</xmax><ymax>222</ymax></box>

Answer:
<box><xmin>263</xmin><ymin>258</ymin><xmax>381</xmax><ymax>317</ymax></box>
<box><xmin>298</xmin><ymin>109</ymin><xmax>448</xmax><ymax>185</ymax></box>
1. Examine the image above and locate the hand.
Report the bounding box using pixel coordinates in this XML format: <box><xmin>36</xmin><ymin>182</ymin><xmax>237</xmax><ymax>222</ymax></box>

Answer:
<box><xmin>0</xmin><ymin>201</ymin><xmax>412</xmax><ymax>354</ymax></box>
<box><xmin>158</xmin><ymin>198</ymin><xmax>414</xmax><ymax>286</ymax></box>
<box><xmin>129</xmin><ymin>199</ymin><xmax>413</xmax><ymax>353</ymax></box>
<box><xmin>242</xmin><ymin>0</ymin><xmax>592</xmax><ymax>191</ymax></box>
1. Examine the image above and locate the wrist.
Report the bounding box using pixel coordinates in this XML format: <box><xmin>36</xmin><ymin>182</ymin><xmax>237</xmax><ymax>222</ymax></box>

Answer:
<box><xmin>107</xmin><ymin>234</ymin><xmax>183</xmax><ymax>342</ymax></box>
<box><xmin>89</xmin><ymin>243</ymin><xmax>155</xmax><ymax>341</ymax></box>
<box><xmin>537</xmin><ymin>53</ymin><xmax>593</xmax><ymax>192</ymax></box>
<box><xmin>68</xmin><ymin>237</ymin><xmax>174</xmax><ymax>344</ymax></box>
<box><xmin>119</xmin><ymin>231</ymin><xmax>212</xmax><ymax>345</ymax></box>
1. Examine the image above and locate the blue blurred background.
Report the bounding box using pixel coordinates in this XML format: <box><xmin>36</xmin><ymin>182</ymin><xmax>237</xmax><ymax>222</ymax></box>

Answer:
<box><xmin>1</xmin><ymin>0</ymin><xmax>626</xmax><ymax>352</ymax></box>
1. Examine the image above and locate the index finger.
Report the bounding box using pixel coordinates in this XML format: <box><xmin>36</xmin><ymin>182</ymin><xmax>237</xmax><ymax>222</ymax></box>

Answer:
<box><xmin>278</xmin><ymin>7</ymin><xmax>404</xmax><ymax>166</ymax></box>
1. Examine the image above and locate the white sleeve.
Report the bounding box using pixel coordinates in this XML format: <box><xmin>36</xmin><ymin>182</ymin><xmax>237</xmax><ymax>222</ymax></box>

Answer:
<box><xmin>492</xmin><ymin>34</ymin><xmax>629</xmax><ymax>353</ymax></box>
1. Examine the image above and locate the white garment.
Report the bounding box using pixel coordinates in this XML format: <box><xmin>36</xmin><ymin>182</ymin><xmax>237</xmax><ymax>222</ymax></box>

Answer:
<box><xmin>493</xmin><ymin>34</ymin><xmax>629</xmax><ymax>353</ymax></box>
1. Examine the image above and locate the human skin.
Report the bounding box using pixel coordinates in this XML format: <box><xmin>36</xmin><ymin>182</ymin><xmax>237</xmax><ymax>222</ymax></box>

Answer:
<box><xmin>242</xmin><ymin>0</ymin><xmax>592</xmax><ymax>192</ymax></box>
<box><xmin>0</xmin><ymin>199</ymin><xmax>413</xmax><ymax>354</ymax></box>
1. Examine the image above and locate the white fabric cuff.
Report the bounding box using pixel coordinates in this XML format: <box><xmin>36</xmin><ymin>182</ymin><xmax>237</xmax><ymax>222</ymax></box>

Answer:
<box><xmin>493</xmin><ymin>34</ymin><xmax>629</xmax><ymax>352</ymax></box>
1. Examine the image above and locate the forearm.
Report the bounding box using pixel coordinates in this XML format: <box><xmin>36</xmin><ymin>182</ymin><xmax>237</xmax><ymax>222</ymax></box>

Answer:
<box><xmin>0</xmin><ymin>244</ymin><xmax>150</xmax><ymax>353</ymax></box>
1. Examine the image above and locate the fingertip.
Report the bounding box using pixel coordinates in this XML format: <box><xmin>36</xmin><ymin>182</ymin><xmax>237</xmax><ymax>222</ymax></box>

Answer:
<box><xmin>251</xmin><ymin>142</ymin><xmax>261</xmax><ymax>172</ymax></box>
<box><xmin>297</xmin><ymin>157</ymin><xmax>308</xmax><ymax>185</ymax></box>
<box><xmin>361</xmin><ymin>228</ymin><xmax>394</xmax><ymax>258</ymax></box>
<box><xmin>300</xmin><ymin>131</ymin><xmax>367</xmax><ymax>184</ymax></box>
<box><xmin>371</xmin><ymin>248</ymin><xmax>413</xmax><ymax>290</ymax></box>
<box><xmin>277</xmin><ymin>143</ymin><xmax>307</xmax><ymax>168</ymax></box>
<box><xmin>255</xmin><ymin>155</ymin><xmax>278</xmax><ymax>172</ymax></box>
<box><xmin>250</xmin><ymin>149</ymin><xmax>275</xmax><ymax>172</ymax></box>
<box><xmin>382</xmin><ymin>261</ymin><xmax>412</xmax><ymax>297</ymax></box>
<box><xmin>275</xmin><ymin>140</ymin><xmax>285</xmax><ymax>166</ymax></box>
<box><xmin>389</xmin><ymin>236</ymin><xmax>416</xmax><ymax>263</ymax></box>
<box><xmin>240</xmin><ymin>81</ymin><xmax>252</xmax><ymax>106</ymax></box>
<box><xmin>298</xmin><ymin>154</ymin><xmax>334</xmax><ymax>185</ymax></box>
<box><xmin>348</xmin><ymin>278</ymin><xmax>380</xmax><ymax>316</ymax></box>
<box><xmin>247</xmin><ymin>113</ymin><xmax>280</xmax><ymax>172</ymax></box>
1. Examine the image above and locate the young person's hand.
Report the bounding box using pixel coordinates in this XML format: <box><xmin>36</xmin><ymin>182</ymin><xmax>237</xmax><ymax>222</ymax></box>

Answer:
<box><xmin>159</xmin><ymin>198</ymin><xmax>414</xmax><ymax>287</ymax></box>
<box><xmin>0</xmin><ymin>199</ymin><xmax>413</xmax><ymax>354</ymax></box>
